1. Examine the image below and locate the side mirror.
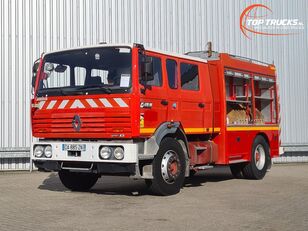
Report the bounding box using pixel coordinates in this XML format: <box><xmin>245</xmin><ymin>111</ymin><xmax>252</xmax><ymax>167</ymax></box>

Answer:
<box><xmin>31</xmin><ymin>61</ymin><xmax>40</xmax><ymax>88</ymax></box>
<box><xmin>141</xmin><ymin>57</ymin><xmax>154</xmax><ymax>82</ymax></box>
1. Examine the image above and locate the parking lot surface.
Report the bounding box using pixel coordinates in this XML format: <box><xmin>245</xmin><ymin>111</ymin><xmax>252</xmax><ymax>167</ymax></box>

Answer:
<box><xmin>0</xmin><ymin>164</ymin><xmax>307</xmax><ymax>231</ymax></box>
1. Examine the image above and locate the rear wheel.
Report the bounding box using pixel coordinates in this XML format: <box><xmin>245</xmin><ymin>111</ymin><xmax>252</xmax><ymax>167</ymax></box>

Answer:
<box><xmin>147</xmin><ymin>138</ymin><xmax>186</xmax><ymax>196</ymax></box>
<box><xmin>242</xmin><ymin>136</ymin><xmax>270</xmax><ymax>180</ymax></box>
<box><xmin>58</xmin><ymin>170</ymin><xmax>99</xmax><ymax>191</ymax></box>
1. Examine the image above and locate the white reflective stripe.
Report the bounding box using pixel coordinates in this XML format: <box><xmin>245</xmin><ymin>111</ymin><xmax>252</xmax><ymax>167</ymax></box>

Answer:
<box><xmin>99</xmin><ymin>98</ymin><xmax>112</xmax><ymax>107</ymax></box>
<box><xmin>38</xmin><ymin>101</ymin><xmax>46</xmax><ymax>109</ymax></box>
<box><xmin>70</xmin><ymin>99</ymin><xmax>85</xmax><ymax>108</ymax></box>
<box><xmin>47</xmin><ymin>100</ymin><xmax>57</xmax><ymax>109</ymax></box>
<box><xmin>86</xmin><ymin>99</ymin><xmax>98</xmax><ymax>108</ymax></box>
<box><xmin>58</xmin><ymin>100</ymin><xmax>69</xmax><ymax>109</ymax></box>
<box><xmin>114</xmin><ymin>98</ymin><xmax>128</xmax><ymax>107</ymax></box>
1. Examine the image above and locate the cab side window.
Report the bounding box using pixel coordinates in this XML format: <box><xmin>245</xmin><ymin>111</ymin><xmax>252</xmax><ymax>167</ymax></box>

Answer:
<box><xmin>166</xmin><ymin>59</ymin><xmax>177</xmax><ymax>89</ymax></box>
<box><xmin>180</xmin><ymin>63</ymin><xmax>199</xmax><ymax>91</ymax></box>
<box><xmin>139</xmin><ymin>55</ymin><xmax>162</xmax><ymax>87</ymax></box>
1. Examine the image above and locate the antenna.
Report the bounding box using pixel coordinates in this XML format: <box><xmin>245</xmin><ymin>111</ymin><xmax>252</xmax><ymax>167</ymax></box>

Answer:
<box><xmin>205</xmin><ymin>42</ymin><xmax>212</xmax><ymax>58</ymax></box>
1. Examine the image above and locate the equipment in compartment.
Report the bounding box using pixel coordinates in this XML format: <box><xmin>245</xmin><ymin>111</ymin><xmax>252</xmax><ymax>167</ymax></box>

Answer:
<box><xmin>226</xmin><ymin>103</ymin><xmax>253</xmax><ymax>125</ymax></box>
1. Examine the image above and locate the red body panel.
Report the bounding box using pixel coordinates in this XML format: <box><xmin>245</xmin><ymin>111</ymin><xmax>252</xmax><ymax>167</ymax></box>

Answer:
<box><xmin>32</xmin><ymin>95</ymin><xmax>136</xmax><ymax>139</ymax></box>
<box><xmin>210</xmin><ymin>53</ymin><xmax>279</xmax><ymax>164</ymax></box>
<box><xmin>139</xmin><ymin>51</ymin><xmax>213</xmax><ymax>136</ymax></box>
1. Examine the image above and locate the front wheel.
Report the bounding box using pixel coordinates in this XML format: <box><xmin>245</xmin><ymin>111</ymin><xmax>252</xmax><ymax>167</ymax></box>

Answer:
<box><xmin>242</xmin><ymin>136</ymin><xmax>270</xmax><ymax>180</ymax></box>
<box><xmin>58</xmin><ymin>170</ymin><xmax>99</xmax><ymax>191</ymax></box>
<box><xmin>147</xmin><ymin>138</ymin><xmax>186</xmax><ymax>196</ymax></box>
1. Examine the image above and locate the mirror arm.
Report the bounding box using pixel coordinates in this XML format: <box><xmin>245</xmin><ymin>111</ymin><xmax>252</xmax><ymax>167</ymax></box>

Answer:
<box><xmin>141</xmin><ymin>73</ymin><xmax>148</xmax><ymax>95</ymax></box>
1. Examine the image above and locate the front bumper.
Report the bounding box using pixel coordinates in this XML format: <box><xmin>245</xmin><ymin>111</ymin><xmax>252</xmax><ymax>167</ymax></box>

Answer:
<box><xmin>31</xmin><ymin>141</ymin><xmax>138</xmax><ymax>163</ymax></box>
<box><xmin>33</xmin><ymin>160</ymin><xmax>136</xmax><ymax>175</ymax></box>
<box><xmin>32</xmin><ymin>140</ymin><xmax>139</xmax><ymax>174</ymax></box>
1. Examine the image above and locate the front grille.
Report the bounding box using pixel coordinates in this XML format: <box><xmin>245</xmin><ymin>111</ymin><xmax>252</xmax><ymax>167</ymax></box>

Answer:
<box><xmin>32</xmin><ymin>111</ymin><xmax>132</xmax><ymax>138</ymax></box>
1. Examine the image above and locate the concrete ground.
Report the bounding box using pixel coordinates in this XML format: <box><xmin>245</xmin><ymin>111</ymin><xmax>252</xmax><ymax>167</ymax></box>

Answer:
<box><xmin>0</xmin><ymin>164</ymin><xmax>307</xmax><ymax>231</ymax></box>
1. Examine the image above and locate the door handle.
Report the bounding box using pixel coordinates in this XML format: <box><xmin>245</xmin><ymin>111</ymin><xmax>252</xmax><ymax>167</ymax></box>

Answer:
<box><xmin>198</xmin><ymin>103</ymin><xmax>205</xmax><ymax>108</ymax></box>
<box><xmin>161</xmin><ymin>99</ymin><xmax>168</xmax><ymax>106</ymax></box>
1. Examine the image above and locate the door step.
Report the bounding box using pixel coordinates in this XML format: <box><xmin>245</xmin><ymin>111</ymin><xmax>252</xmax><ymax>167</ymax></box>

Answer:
<box><xmin>193</xmin><ymin>165</ymin><xmax>213</xmax><ymax>170</ymax></box>
<box><xmin>195</xmin><ymin>146</ymin><xmax>208</xmax><ymax>152</ymax></box>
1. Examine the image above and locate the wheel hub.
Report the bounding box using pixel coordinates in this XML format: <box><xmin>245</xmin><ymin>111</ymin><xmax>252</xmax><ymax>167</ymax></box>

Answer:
<box><xmin>161</xmin><ymin>150</ymin><xmax>181</xmax><ymax>184</ymax></box>
<box><xmin>254</xmin><ymin>144</ymin><xmax>266</xmax><ymax>170</ymax></box>
<box><xmin>256</xmin><ymin>152</ymin><xmax>260</xmax><ymax>161</ymax></box>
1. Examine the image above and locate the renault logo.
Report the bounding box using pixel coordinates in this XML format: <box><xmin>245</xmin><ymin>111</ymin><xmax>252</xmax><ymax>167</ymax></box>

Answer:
<box><xmin>72</xmin><ymin>115</ymin><xmax>82</xmax><ymax>132</ymax></box>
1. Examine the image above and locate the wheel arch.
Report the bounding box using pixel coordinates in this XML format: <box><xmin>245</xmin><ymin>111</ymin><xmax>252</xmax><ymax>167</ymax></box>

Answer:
<box><xmin>256</xmin><ymin>132</ymin><xmax>270</xmax><ymax>146</ymax></box>
<box><xmin>143</xmin><ymin>122</ymin><xmax>190</xmax><ymax>177</ymax></box>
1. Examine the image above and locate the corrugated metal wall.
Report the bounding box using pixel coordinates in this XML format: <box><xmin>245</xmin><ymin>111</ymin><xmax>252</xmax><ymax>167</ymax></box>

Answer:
<box><xmin>0</xmin><ymin>0</ymin><xmax>307</xmax><ymax>168</ymax></box>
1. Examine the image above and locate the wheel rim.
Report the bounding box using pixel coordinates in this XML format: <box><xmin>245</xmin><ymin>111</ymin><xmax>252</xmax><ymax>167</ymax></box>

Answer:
<box><xmin>161</xmin><ymin>150</ymin><xmax>181</xmax><ymax>184</ymax></box>
<box><xmin>254</xmin><ymin>144</ymin><xmax>266</xmax><ymax>170</ymax></box>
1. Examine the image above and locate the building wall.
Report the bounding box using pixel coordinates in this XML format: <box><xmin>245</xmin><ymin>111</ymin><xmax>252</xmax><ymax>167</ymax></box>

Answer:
<box><xmin>0</xmin><ymin>0</ymin><xmax>307</xmax><ymax>162</ymax></box>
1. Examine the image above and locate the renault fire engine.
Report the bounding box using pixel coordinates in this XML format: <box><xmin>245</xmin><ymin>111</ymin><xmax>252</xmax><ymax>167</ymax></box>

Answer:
<box><xmin>31</xmin><ymin>43</ymin><xmax>280</xmax><ymax>195</ymax></box>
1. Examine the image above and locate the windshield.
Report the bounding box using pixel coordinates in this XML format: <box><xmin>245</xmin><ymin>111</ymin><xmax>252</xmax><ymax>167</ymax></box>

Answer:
<box><xmin>36</xmin><ymin>47</ymin><xmax>132</xmax><ymax>96</ymax></box>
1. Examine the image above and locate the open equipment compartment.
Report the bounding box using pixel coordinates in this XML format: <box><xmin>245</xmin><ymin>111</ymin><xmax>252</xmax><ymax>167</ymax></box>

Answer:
<box><xmin>225</xmin><ymin>70</ymin><xmax>253</xmax><ymax>125</ymax></box>
<box><xmin>253</xmin><ymin>75</ymin><xmax>277</xmax><ymax>124</ymax></box>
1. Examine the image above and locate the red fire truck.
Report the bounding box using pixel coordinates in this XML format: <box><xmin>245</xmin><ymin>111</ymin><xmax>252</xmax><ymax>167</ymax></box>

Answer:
<box><xmin>31</xmin><ymin>43</ymin><xmax>280</xmax><ymax>195</ymax></box>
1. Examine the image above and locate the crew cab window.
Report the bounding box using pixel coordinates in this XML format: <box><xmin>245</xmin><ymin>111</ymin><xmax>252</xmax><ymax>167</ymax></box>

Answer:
<box><xmin>140</xmin><ymin>56</ymin><xmax>162</xmax><ymax>87</ymax></box>
<box><xmin>180</xmin><ymin>63</ymin><xmax>199</xmax><ymax>91</ymax></box>
<box><xmin>166</xmin><ymin>59</ymin><xmax>177</xmax><ymax>89</ymax></box>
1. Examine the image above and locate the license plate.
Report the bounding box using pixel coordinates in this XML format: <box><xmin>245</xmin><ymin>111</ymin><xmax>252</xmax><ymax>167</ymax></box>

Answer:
<box><xmin>62</xmin><ymin>144</ymin><xmax>86</xmax><ymax>152</ymax></box>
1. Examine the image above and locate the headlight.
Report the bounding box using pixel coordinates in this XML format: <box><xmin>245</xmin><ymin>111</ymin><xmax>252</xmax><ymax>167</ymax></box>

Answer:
<box><xmin>114</xmin><ymin>147</ymin><xmax>124</xmax><ymax>160</ymax></box>
<box><xmin>44</xmin><ymin>146</ymin><xmax>52</xmax><ymax>158</ymax></box>
<box><xmin>99</xmin><ymin>147</ymin><xmax>112</xmax><ymax>159</ymax></box>
<box><xmin>34</xmin><ymin>146</ymin><xmax>44</xmax><ymax>158</ymax></box>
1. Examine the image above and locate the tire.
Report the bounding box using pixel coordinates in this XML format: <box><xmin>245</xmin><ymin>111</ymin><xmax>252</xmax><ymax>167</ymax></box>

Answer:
<box><xmin>58</xmin><ymin>170</ymin><xmax>99</xmax><ymax>191</ymax></box>
<box><xmin>147</xmin><ymin>137</ymin><xmax>186</xmax><ymax>196</ymax></box>
<box><xmin>230</xmin><ymin>163</ymin><xmax>245</xmax><ymax>179</ymax></box>
<box><xmin>242</xmin><ymin>136</ymin><xmax>270</xmax><ymax>180</ymax></box>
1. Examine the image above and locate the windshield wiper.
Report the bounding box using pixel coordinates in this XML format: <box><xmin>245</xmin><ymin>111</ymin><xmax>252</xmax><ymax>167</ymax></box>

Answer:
<box><xmin>76</xmin><ymin>85</ymin><xmax>112</xmax><ymax>94</ymax></box>
<box><xmin>38</xmin><ymin>88</ymin><xmax>67</xmax><ymax>96</ymax></box>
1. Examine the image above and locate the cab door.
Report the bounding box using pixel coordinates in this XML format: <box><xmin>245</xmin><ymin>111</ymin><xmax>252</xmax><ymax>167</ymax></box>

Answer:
<box><xmin>178</xmin><ymin>61</ymin><xmax>209</xmax><ymax>134</ymax></box>
<box><xmin>139</xmin><ymin>52</ymin><xmax>167</xmax><ymax>135</ymax></box>
<box><xmin>164</xmin><ymin>58</ymin><xmax>181</xmax><ymax>122</ymax></box>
